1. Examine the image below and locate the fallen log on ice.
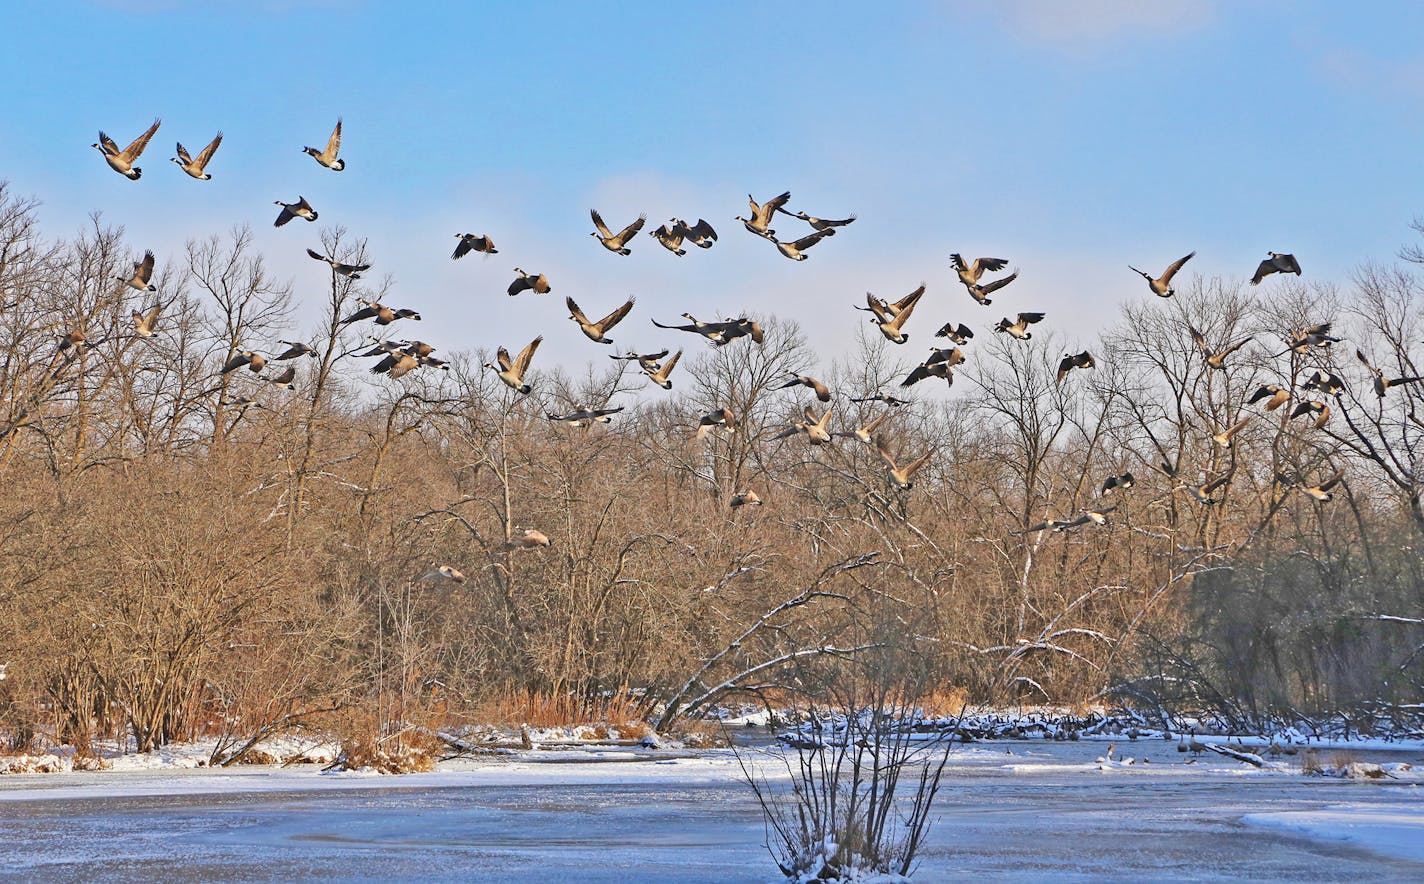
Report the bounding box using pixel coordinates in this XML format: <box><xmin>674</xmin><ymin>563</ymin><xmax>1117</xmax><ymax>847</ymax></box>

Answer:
<box><xmin>1203</xmin><ymin>742</ymin><xmax>1265</xmax><ymax>767</ymax></box>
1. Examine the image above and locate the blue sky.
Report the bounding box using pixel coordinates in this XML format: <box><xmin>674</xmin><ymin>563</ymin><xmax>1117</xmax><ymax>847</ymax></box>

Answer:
<box><xmin>4</xmin><ymin>1</ymin><xmax>1423</xmax><ymax>373</ymax></box>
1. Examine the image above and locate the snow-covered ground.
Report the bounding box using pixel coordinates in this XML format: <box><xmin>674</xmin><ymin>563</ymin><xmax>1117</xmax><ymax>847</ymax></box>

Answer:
<box><xmin>2</xmin><ymin>739</ymin><xmax>1422</xmax><ymax>880</ymax></box>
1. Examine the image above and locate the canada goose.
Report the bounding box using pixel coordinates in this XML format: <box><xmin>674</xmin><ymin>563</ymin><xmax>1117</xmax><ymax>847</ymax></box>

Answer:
<box><xmin>949</xmin><ymin>254</ymin><xmax>1009</xmax><ymax>289</ymax></box>
<box><xmin>1290</xmin><ymin>398</ymin><xmax>1331</xmax><ymax>428</ymax></box>
<box><xmin>419</xmin><ymin>565</ymin><xmax>466</xmax><ymax>584</ymax></box>
<box><xmin>677</xmin><ymin>218</ymin><xmax>718</xmax><ymax>248</ymax></box>
<box><xmin>776</xmin><ymin>208</ymin><xmax>856</xmax><ymax>231</ymax></box>
<box><xmin>775</xmin><ymin>405</ymin><xmax>834</xmax><ymax>444</ymax></box>
<box><xmin>506</xmin><ymin>528</ymin><xmax>552</xmax><ymax>550</ymax></box>
<box><xmin>695</xmin><ymin>406</ymin><xmax>736</xmax><ymax>441</ymax></box>
<box><xmin>849</xmin><ymin>392</ymin><xmax>911</xmax><ymax>407</ymax></box>
<box><xmin>57</xmin><ymin>330</ymin><xmax>87</xmax><ymax>352</ymax></box>
<box><xmin>131</xmin><ymin>305</ymin><xmax>161</xmax><ymax>338</ymax></box>
<box><xmin>405</xmin><ymin>340</ymin><xmax>438</xmax><ymax>359</ymax></box>
<box><xmin>1250</xmin><ymin>251</ymin><xmax>1301</xmax><ymax>284</ymax></box>
<box><xmin>1129</xmin><ymin>252</ymin><xmax>1194</xmax><ymax>298</ymax></box>
<box><xmin>642</xmin><ymin>349</ymin><xmax>682</xmax><ymax>390</ymax></box>
<box><xmin>566</xmin><ymin>296</ymin><xmax>635</xmax><ymax>344</ymax></box>
<box><xmin>1300</xmin><ymin>471</ymin><xmax>1345</xmax><ymax>502</ymax></box>
<box><xmin>507</xmin><ymin>268</ymin><xmax>551</xmax><ymax>297</ymax></box>
<box><xmin>274</xmin><ymin>340</ymin><xmax>318</xmax><ymax>360</ymax></box>
<box><xmin>93</xmin><ymin>118</ymin><xmax>160</xmax><ymax>179</ymax></box>
<box><xmin>902</xmin><ymin>347</ymin><xmax>964</xmax><ymax>387</ymax></box>
<box><xmin>220</xmin><ymin>394</ymin><xmax>262</xmax><ymax>409</ymax></box>
<box><xmin>306</xmin><ymin>248</ymin><xmax>370</xmax><ymax>279</ymax></box>
<box><xmin>772</xmin><ymin>228</ymin><xmax>835</xmax><ymax>261</ymax></box>
<box><xmin>966</xmin><ymin>271</ymin><xmax>1018</xmax><ymax>306</ymax></box>
<box><xmin>221</xmin><ymin>350</ymin><xmax>267</xmax><ymax>374</ymax></box>
<box><xmin>1355</xmin><ymin>349</ymin><xmax>1423</xmax><ymax>398</ymax></box>
<box><xmin>303</xmin><ymin>118</ymin><xmax>345</xmax><ymax>171</ymax></box>
<box><xmin>547</xmin><ymin>405</ymin><xmax>624</xmax><ymax>427</ymax></box>
<box><xmin>737</xmin><ymin>191</ymin><xmax>790</xmax><ymax>238</ymax></box>
<box><xmin>266</xmin><ymin>365</ymin><xmax>297</xmax><ymax>389</ymax></box>
<box><xmin>1247</xmin><ymin>384</ymin><xmax>1290</xmax><ymax>410</ymax></box>
<box><xmin>857</xmin><ymin>285</ymin><xmax>926</xmax><ymax>322</ymax></box>
<box><xmin>833</xmin><ymin>409</ymin><xmax>891</xmax><ymax>445</ymax></box>
<box><xmin>729</xmin><ymin>490</ymin><xmax>763</xmax><ymax>507</ymax></box>
<box><xmin>863</xmin><ymin>288</ymin><xmax>923</xmax><ymax>344</ymax></box>
<box><xmin>358</xmin><ymin>339</ymin><xmax>410</xmax><ymax>358</ymax></box>
<box><xmin>1188</xmin><ymin>325</ymin><xmax>1252</xmax><ymax>370</ymax></box>
<box><xmin>485</xmin><ymin>337</ymin><xmax>542</xmax><ymax>394</ymax></box>
<box><xmin>1101</xmin><ymin>472</ymin><xmax>1135</xmax><ymax>494</ymax></box>
<box><xmin>1277</xmin><ymin>322</ymin><xmax>1341</xmax><ymax>356</ymax></box>
<box><xmin>1301</xmin><ymin>370</ymin><xmax>1345</xmax><ymax>397</ymax></box>
<box><xmin>340</xmin><ymin>299</ymin><xmax>421</xmax><ymax>326</ymax></box>
<box><xmin>935</xmin><ymin>322</ymin><xmax>975</xmax><ymax>344</ymax></box>
<box><xmin>651</xmin><ymin>315</ymin><xmax>727</xmax><ymax>345</ymax></box>
<box><xmin>371</xmin><ymin>350</ymin><xmax>420</xmax><ymax>379</ymax></box>
<box><xmin>874</xmin><ymin>435</ymin><xmax>934</xmax><ymax>490</ymax></box>
<box><xmin>778</xmin><ymin>372</ymin><xmax>831</xmax><ymax>402</ymax></box>
<box><xmin>1020</xmin><ymin>516</ymin><xmax>1074</xmax><ymax>534</ymax></box>
<box><xmin>118</xmin><ymin>251</ymin><xmax>158</xmax><ymax>292</ymax></box>
<box><xmin>1177</xmin><ymin>472</ymin><xmax>1232</xmax><ymax>505</ymax></box>
<box><xmin>994</xmin><ymin>312</ymin><xmax>1045</xmax><ymax>340</ymax></box>
<box><xmin>170</xmin><ymin>132</ymin><xmax>222</xmax><ymax>179</ymax></box>
<box><xmin>1056</xmin><ymin>351</ymin><xmax>1096</xmax><ymax>383</ymax></box>
<box><xmin>704</xmin><ymin>316</ymin><xmax>766</xmax><ymax>346</ymax></box>
<box><xmin>1056</xmin><ymin>506</ymin><xmax>1118</xmax><ymax>532</ymax></box>
<box><xmin>609</xmin><ymin>349</ymin><xmax>670</xmax><ymax>369</ymax></box>
<box><xmin>649</xmin><ymin>222</ymin><xmax>687</xmax><ymax>255</ymax></box>
<box><xmin>1211</xmin><ymin>416</ymin><xmax>1252</xmax><ymax>449</ymax></box>
<box><xmin>274</xmin><ymin>197</ymin><xmax>318</xmax><ymax>227</ymax></box>
<box><xmin>590</xmin><ymin>209</ymin><xmax>646</xmax><ymax>255</ymax></box>
<box><xmin>452</xmin><ymin>233</ymin><xmax>497</xmax><ymax>259</ymax></box>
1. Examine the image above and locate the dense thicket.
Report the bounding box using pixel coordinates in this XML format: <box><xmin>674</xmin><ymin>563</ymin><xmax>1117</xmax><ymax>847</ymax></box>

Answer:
<box><xmin>0</xmin><ymin>184</ymin><xmax>1420</xmax><ymax>752</ymax></box>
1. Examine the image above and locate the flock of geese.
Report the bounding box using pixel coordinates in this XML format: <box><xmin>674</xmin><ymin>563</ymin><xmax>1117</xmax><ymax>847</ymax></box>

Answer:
<box><xmin>77</xmin><ymin>116</ymin><xmax>1424</xmax><ymax>543</ymax></box>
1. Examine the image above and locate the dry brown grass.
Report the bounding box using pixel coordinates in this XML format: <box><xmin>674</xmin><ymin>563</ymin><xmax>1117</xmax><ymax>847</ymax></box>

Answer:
<box><xmin>472</xmin><ymin>684</ymin><xmax>654</xmax><ymax>730</ymax></box>
<box><xmin>914</xmin><ymin>686</ymin><xmax>971</xmax><ymax>718</ymax></box>
<box><xmin>669</xmin><ymin>718</ymin><xmax>730</xmax><ymax>748</ymax></box>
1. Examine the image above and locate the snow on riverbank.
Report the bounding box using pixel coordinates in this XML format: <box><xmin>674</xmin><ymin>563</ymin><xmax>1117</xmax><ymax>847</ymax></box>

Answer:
<box><xmin>1243</xmin><ymin>804</ymin><xmax>1424</xmax><ymax>864</ymax></box>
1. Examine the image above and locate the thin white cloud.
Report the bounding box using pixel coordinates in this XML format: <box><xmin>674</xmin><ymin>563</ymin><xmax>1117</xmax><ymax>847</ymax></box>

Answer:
<box><xmin>950</xmin><ymin>0</ymin><xmax>1216</xmax><ymax>50</ymax></box>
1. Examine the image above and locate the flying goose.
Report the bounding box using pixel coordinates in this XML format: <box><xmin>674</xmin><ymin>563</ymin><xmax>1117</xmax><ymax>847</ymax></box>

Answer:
<box><xmin>902</xmin><ymin>347</ymin><xmax>965</xmax><ymax>387</ymax></box>
<box><xmin>729</xmin><ymin>490</ymin><xmax>763</xmax><ymax>507</ymax></box>
<box><xmin>833</xmin><ymin>409</ymin><xmax>891</xmax><ymax>445</ymax></box>
<box><xmin>858</xmin><ymin>285</ymin><xmax>926</xmax><ymax>322</ymax></box>
<box><xmin>590</xmin><ymin>210</ymin><xmax>646</xmax><ymax>255</ymax></box>
<box><xmin>966</xmin><ymin>271</ymin><xmax>1018</xmax><ymax>306</ymax></box>
<box><xmin>649</xmin><ymin>222</ymin><xmax>687</xmax><ymax>255</ymax></box>
<box><xmin>1250</xmin><ymin>252</ymin><xmax>1301</xmax><ymax>284</ymax></box>
<box><xmin>370</xmin><ymin>349</ymin><xmax>420</xmax><ymax>379</ymax></box>
<box><xmin>1101</xmin><ymin>472</ymin><xmax>1135</xmax><ymax>495</ymax></box>
<box><xmin>358</xmin><ymin>339</ymin><xmax>409</xmax><ymax>358</ymax></box>
<box><xmin>737</xmin><ymin>191</ymin><xmax>790</xmax><ymax>238</ymax></box>
<box><xmin>1301</xmin><ymin>370</ymin><xmax>1345</xmax><ymax>397</ymax></box>
<box><xmin>1188</xmin><ymin>325</ymin><xmax>1253</xmax><ymax>370</ymax></box>
<box><xmin>776</xmin><ymin>208</ymin><xmax>856</xmax><ymax>231</ymax></box>
<box><xmin>695</xmin><ymin>406</ymin><xmax>736</xmax><ymax>441</ymax></box>
<box><xmin>935</xmin><ymin>322</ymin><xmax>975</xmax><ymax>344</ymax></box>
<box><xmin>641</xmin><ymin>349</ymin><xmax>682</xmax><ymax>390</ymax></box>
<box><xmin>274</xmin><ymin>197</ymin><xmax>318</xmax><ymax>227</ymax></box>
<box><xmin>57</xmin><ymin>330</ymin><xmax>87</xmax><ymax>353</ymax></box>
<box><xmin>651</xmin><ymin>315</ymin><xmax>726</xmax><ymax>345</ymax></box>
<box><xmin>340</xmin><ymin>299</ymin><xmax>421</xmax><ymax>326</ymax></box>
<box><xmin>1277</xmin><ymin>322</ymin><xmax>1341</xmax><ymax>356</ymax></box>
<box><xmin>772</xmin><ymin>228</ymin><xmax>835</xmax><ymax>261</ymax></box>
<box><xmin>547</xmin><ymin>404</ymin><xmax>624</xmax><ymax>427</ymax></box>
<box><xmin>93</xmin><ymin>118</ymin><xmax>161</xmax><ymax>179</ymax></box>
<box><xmin>874</xmin><ymin>435</ymin><xmax>934</xmax><ymax>490</ymax></box>
<box><xmin>118</xmin><ymin>251</ymin><xmax>158</xmax><ymax>292</ymax></box>
<box><xmin>1211</xmin><ymin>416</ymin><xmax>1252</xmax><ymax>449</ymax></box>
<box><xmin>863</xmin><ymin>288</ymin><xmax>923</xmax><ymax>344</ymax></box>
<box><xmin>452</xmin><ymin>234</ymin><xmax>497</xmax><ymax>259</ymax></box>
<box><xmin>705</xmin><ymin>316</ymin><xmax>765</xmax><ymax>345</ymax></box>
<box><xmin>994</xmin><ymin>312</ymin><xmax>1045</xmax><ymax>340</ymax></box>
<box><xmin>506</xmin><ymin>528</ymin><xmax>552</xmax><ymax>550</ymax></box>
<box><xmin>1290</xmin><ymin>399</ymin><xmax>1331</xmax><ymax>428</ymax></box>
<box><xmin>566</xmin><ymin>295</ymin><xmax>635</xmax><ymax>344</ymax></box>
<box><xmin>1300</xmin><ymin>471</ymin><xmax>1345</xmax><ymax>502</ymax></box>
<box><xmin>1024</xmin><ymin>506</ymin><xmax>1117</xmax><ymax>534</ymax></box>
<box><xmin>1019</xmin><ymin>515</ymin><xmax>1074</xmax><ymax>534</ymax></box>
<box><xmin>303</xmin><ymin>118</ymin><xmax>345</xmax><ymax>171</ymax></box>
<box><xmin>1247</xmin><ymin>384</ymin><xmax>1290</xmax><ymax>410</ymax></box>
<box><xmin>131</xmin><ymin>305</ymin><xmax>161</xmax><ymax>338</ymax></box>
<box><xmin>849</xmin><ymin>392</ymin><xmax>911</xmax><ymax>407</ymax></box>
<box><xmin>775</xmin><ymin>405</ymin><xmax>834</xmax><ymax>445</ymax></box>
<box><xmin>678</xmin><ymin>218</ymin><xmax>718</xmax><ymax>248</ymax></box>
<box><xmin>221</xmin><ymin>350</ymin><xmax>267</xmax><ymax>374</ymax></box>
<box><xmin>1056</xmin><ymin>351</ymin><xmax>1096</xmax><ymax>383</ymax></box>
<box><xmin>274</xmin><ymin>340</ymin><xmax>317</xmax><ymax>360</ymax></box>
<box><xmin>419</xmin><ymin>565</ymin><xmax>467</xmax><ymax>584</ymax></box>
<box><xmin>1177</xmin><ymin>471</ymin><xmax>1232</xmax><ymax>505</ymax></box>
<box><xmin>778</xmin><ymin>372</ymin><xmax>831</xmax><ymax>402</ymax></box>
<box><xmin>306</xmin><ymin>248</ymin><xmax>370</xmax><ymax>279</ymax></box>
<box><xmin>949</xmin><ymin>254</ymin><xmax>1009</xmax><ymax>288</ymax></box>
<box><xmin>507</xmin><ymin>268</ymin><xmax>551</xmax><ymax>296</ymax></box>
<box><xmin>266</xmin><ymin>365</ymin><xmax>297</xmax><ymax>389</ymax></box>
<box><xmin>485</xmin><ymin>337</ymin><xmax>542</xmax><ymax>394</ymax></box>
<box><xmin>609</xmin><ymin>348</ymin><xmax>669</xmax><ymax>368</ymax></box>
<box><xmin>1355</xmin><ymin>349</ymin><xmax>1424</xmax><ymax>397</ymax></box>
<box><xmin>170</xmin><ymin>132</ymin><xmax>222</xmax><ymax>179</ymax></box>
<box><xmin>1129</xmin><ymin>252</ymin><xmax>1195</xmax><ymax>298</ymax></box>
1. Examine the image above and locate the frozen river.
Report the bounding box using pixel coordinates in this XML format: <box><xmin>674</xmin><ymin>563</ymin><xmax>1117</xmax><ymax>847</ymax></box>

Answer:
<box><xmin>2</xmin><ymin>740</ymin><xmax>1422</xmax><ymax>881</ymax></box>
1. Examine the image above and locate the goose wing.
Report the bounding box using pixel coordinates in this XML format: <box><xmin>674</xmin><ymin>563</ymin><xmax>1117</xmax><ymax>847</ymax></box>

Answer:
<box><xmin>760</xmin><ymin>191</ymin><xmax>792</xmax><ymax>222</ymax></box>
<box><xmin>194</xmin><ymin>131</ymin><xmax>223</xmax><ymax>168</ymax></box>
<box><xmin>452</xmin><ymin>236</ymin><xmax>477</xmax><ymax>260</ymax></box>
<box><xmin>121</xmin><ymin>119</ymin><xmax>161</xmax><ymax>159</ymax></box>
<box><xmin>685</xmin><ymin>218</ymin><xmax>717</xmax><ymax>245</ymax></box>
<box><xmin>977</xmin><ymin>270</ymin><xmax>1019</xmax><ymax>296</ymax></box>
<box><xmin>596</xmin><ymin>296</ymin><xmax>636</xmax><ymax>330</ymax></box>
<box><xmin>873</xmin><ymin>434</ymin><xmax>899</xmax><ymax>470</ymax></box>
<box><xmin>269</xmin><ymin>366</ymin><xmax>296</xmax><ymax>385</ymax></box>
<box><xmin>655</xmin><ymin>349</ymin><xmax>682</xmax><ymax>378</ymax></box>
<box><xmin>323</xmin><ymin>118</ymin><xmax>342</xmax><ymax>160</ymax></box>
<box><xmin>901</xmin><ymin>449</ymin><xmax>934</xmax><ymax>479</ymax></box>
<box><xmin>307</xmin><ymin>248</ymin><xmax>330</xmax><ymax>264</ymax></box>
<box><xmin>614</xmin><ymin>215</ymin><xmax>646</xmax><ymax>242</ymax></box>
<box><xmin>1250</xmin><ymin>258</ymin><xmax>1275</xmax><ymax>284</ymax></box>
<box><xmin>589</xmin><ymin>209</ymin><xmax>613</xmax><ymax>239</ymax></box>
<box><xmin>97</xmin><ymin>131</ymin><xmax>120</xmax><ymax>155</ymax></box>
<box><xmin>565</xmin><ymin>296</ymin><xmax>590</xmax><ymax>325</ymax></box>
<box><xmin>514</xmin><ymin>336</ymin><xmax>542</xmax><ymax>374</ymax></box>
<box><xmin>789</xmin><ymin>229</ymin><xmax>834</xmax><ymax>251</ymax></box>
<box><xmin>1187</xmin><ymin>325</ymin><xmax>1211</xmax><ymax>357</ymax></box>
<box><xmin>863</xmin><ymin>292</ymin><xmax>891</xmax><ymax>322</ymax></box>
<box><xmin>1355</xmin><ymin>348</ymin><xmax>1378</xmax><ymax>373</ymax></box>
<box><xmin>891</xmin><ymin>285</ymin><xmax>927</xmax><ymax>313</ymax></box>
<box><xmin>135</xmin><ymin>250</ymin><xmax>156</xmax><ymax>284</ymax></box>
<box><xmin>1160</xmin><ymin>251</ymin><xmax>1195</xmax><ymax>283</ymax></box>
<box><xmin>174</xmin><ymin>142</ymin><xmax>194</xmax><ymax>165</ymax></box>
<box><xmin>507</xmin><ymin>275</ymin><xmax>532</xmax><ymax>296</ymax></box>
